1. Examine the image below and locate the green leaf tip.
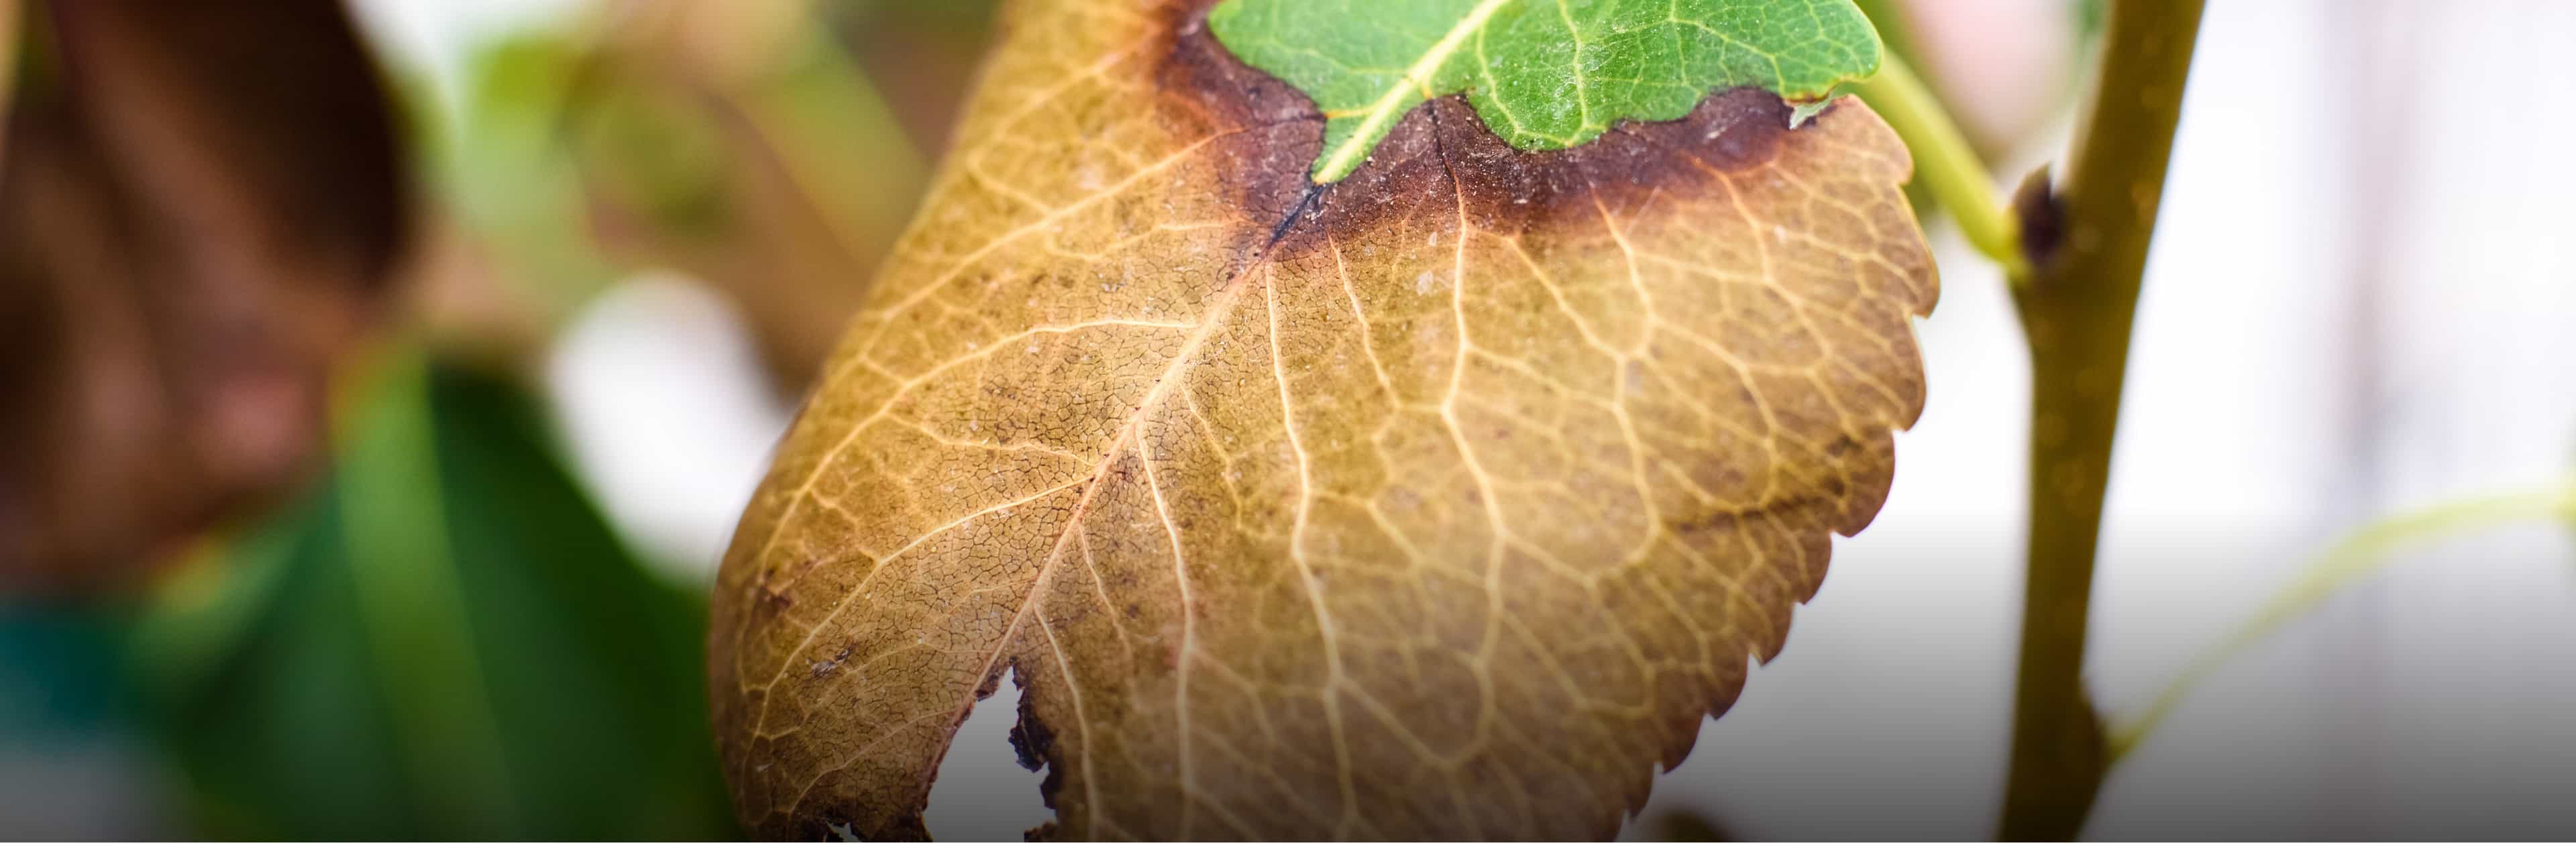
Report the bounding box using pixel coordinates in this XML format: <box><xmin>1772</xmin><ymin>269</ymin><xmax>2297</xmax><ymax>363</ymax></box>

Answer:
<box><xmin>1205</xmin><ymin>0</ymin><xmax>1884</xmax><ymax>184</ymax></box>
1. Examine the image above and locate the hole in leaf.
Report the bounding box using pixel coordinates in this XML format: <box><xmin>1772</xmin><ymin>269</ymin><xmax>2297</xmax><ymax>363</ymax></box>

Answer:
<box><xmin>924</xmin><ymin>667</ymin><xmax>1051</xmax><ymax>840</ymax></box>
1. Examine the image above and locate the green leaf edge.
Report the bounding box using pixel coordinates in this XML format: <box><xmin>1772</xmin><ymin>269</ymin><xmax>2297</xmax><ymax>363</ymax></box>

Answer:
<box><xmin>1205</xmin><ymin>0</ymin><xmax>1887</xmax><ymax>184</ymax></box>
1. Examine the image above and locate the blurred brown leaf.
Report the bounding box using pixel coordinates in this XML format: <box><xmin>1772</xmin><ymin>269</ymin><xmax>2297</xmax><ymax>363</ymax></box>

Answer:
<box><xmin>834</xmin><ymin>0</ymin><xmax>997</xmax><ymax>154</ymax></box>
<box><xmin>0</xmin><ymin>0</ymin><xmax>411</xmax><ymax>593</ymax></box>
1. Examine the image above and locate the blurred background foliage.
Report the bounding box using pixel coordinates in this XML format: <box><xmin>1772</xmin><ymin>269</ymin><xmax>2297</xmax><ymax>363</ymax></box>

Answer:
<box><xmin>1</xmin><ymin>0</ymin><xmax>1006</xmax><ymax>836</ymax></box>
<box><xmin>0</xmin><ymin>0</ymin><xmax>2084</xmax><ymax>837</ymax></box>
<box><xmin>133</xmin><ymin>352</ymin><xmax>729</xmax><ymax>838</ymax></box>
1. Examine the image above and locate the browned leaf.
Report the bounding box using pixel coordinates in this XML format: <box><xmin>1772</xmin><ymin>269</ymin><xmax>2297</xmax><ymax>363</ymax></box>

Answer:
<box><xmin>0</xmin><ymin>0</ymin><xmax>409</xmax><ymax>592</ymax></box>
<box><xmin>708</xmin><ymin>0</ymin><xmax>1937</xmax><ymax>838</ymax></box>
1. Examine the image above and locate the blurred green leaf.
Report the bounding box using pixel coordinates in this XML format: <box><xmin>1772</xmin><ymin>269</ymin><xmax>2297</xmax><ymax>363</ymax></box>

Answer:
<box><xmin>440</xmin><ymin>34</ymin><xmax>621</xmax><ymax>320</ymax></box>
<box><xmin>129</xmin><ymin>351</ymin><xmax>734</xmax><ymax>839</ymax></box>
<box><xmin>575</xmin><ymin>79</ymin><xmax>729</xmax><ymax>236</ymax></box>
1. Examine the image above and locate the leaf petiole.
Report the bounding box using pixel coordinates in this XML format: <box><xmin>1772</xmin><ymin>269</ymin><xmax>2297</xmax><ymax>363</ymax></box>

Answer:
<box><xmin>1851</xmin><ymin>52</ymin><xmax>2032</xmax><ymax>282</ymax></box>
<box><xmin>2107</xmin><ymin>477</ymin><xmax>2576</xmax><ymax>763</ymax></box>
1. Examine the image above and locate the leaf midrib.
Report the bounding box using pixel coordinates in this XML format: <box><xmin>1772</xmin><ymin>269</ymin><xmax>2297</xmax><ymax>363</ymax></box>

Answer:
<box><xmin>1310</xmin><ymin>0</ymin><xmax>1515</xmax><ymax>182</ymax></box>
<box><xmin>773</xmin><ymin>187</ymin><xmax>1328</xmax><ymax>822</ymax></box>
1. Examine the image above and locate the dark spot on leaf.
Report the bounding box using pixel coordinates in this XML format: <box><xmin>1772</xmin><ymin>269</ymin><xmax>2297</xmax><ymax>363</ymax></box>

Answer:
<box><xmin>1155</xmin><ymin>2</ymin><xmax>1795</xmax><ymax>267</ymax></box>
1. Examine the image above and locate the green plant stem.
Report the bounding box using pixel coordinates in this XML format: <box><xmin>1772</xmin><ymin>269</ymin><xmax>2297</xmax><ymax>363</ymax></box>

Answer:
<box><xmin>1996</xmin><ymin>0</ymin><xmax>2205</xmax><ymax>839</ymax></box>
<box><xmin>2108</xmin><ymin>478</ymin><xmax>2576</xmax><ymax>761</ymax></box>
<box><xmin>1851</xmin><ymin>52</ymin><xmax>2029</xmax><ymax>282</ymax></box>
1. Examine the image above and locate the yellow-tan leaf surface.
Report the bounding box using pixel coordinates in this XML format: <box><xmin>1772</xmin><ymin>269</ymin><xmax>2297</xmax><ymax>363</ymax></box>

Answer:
<box><xmin>708</xmin><ymin>1</ymin><xmax>1936</xmax><ymax>838</ymax></box>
